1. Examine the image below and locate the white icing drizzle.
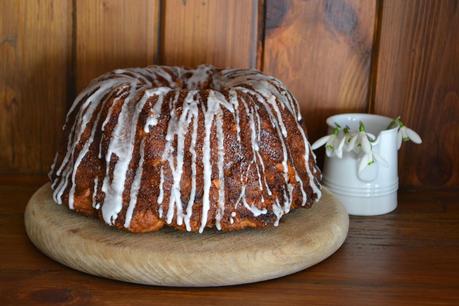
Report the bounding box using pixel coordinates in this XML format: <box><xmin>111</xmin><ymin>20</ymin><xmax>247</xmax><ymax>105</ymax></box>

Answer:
<box><xmin>124</xmin><ymin>139</ymin><xmax>146</xmax><ymax>228</ymax></box>
<box><xmin>229</xmin><ymin>90</ymin><xmax>241</xmax><ymax>142</ymax></box>
<box><xmin>92</xmin><ymin>177</ymin><xmax>99</xmax><ymax>209</ymax></box>
<box><xmin>144</xmin><ymin>87</ymin><xmax>171</xmax><ymax>132</ymax></box>
<box><xmin>272</xmin><ymin>199</ymin><xmax>284</xmax><ymax>226</ymax></box>
<box><xmin>54</xmin><ymin>79</ymin><xmax>122</xmax><ymax>206</ymax></box>
<box><xmin>166</xmin><ymin>91</ymin><xmax>197</xmax><ymax>226</ymax></box>
<box><xmin>50</xmin><ymin>65</ymin><xmax>321</xmax><ymax>232</ymax></box>
<box><xmin>68</xmin><ymin>99</ymin><xmax>105</xmax><ymax>209</ymax></box>
<box><xmin>100</xmin><ymin>85</ymin><xmax>151</xmax><ymax>225</ymax></box>
<box><xmin>184</xmin><ymin>101</ymin><xmax>199</xmax><ymax>231</ymax></box>
<box><xmin>214</xmin><ymin>107</ymin><xmax>226</xmax><ymax>230</ymax></box>
<box><xmin>157</xmin><ymin>167</ymin><xmax>165</xmax><ymax>218</ymax></box>
<box><xmin>158</xmin><ymin>91</ymin><xmax>180</xmax><ymax>221</ymax></box>
<box><xmin>186</xmin><ymin>65</ymin><xmax>213</xmax><ymax>90</ymax></box>
<box><xmin>199</xmin><ymin>90</ymin><xmax>218</xmax><ymax>233</ymax></box>
<box><xmin>239</xmin><ymin>185</ymin><xmax>268</xmax><ymax>217</ymax></box>
<box><xmin>240</xmin><ymin>98</ymin><xmax>266</xmax><ymax>196</ymax></box>
<box><xmin>239</xmin><ymin>87</ymin><xmax>293</xmax><ymax>209</ymax></box>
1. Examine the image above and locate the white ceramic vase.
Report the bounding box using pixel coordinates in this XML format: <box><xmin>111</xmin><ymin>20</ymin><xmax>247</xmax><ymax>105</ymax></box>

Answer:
<box><xmin>322</xmin><ymin>113</ymin><xmax>399</xmax><ymax>216</ymax></box>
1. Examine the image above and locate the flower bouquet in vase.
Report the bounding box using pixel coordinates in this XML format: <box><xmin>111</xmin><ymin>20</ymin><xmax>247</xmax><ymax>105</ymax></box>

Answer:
<box><xmin>312</xmin><ymin>114</ymin><xmax>422</xmax><ymax>216</ymax></box>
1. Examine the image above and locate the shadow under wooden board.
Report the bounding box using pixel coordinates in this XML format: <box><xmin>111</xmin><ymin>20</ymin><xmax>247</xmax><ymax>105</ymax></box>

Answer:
<box><xmin>25</xmin><ymin>183</ymin><xmax>348</xmax><ymax>287</ymax></box>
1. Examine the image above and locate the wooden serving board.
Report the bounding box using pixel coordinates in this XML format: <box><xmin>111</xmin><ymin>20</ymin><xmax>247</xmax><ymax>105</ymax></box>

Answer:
<box><xmin>25</xmin><ymin>183</ymin><xmax>349</xmax><ymax>287</ymax></box>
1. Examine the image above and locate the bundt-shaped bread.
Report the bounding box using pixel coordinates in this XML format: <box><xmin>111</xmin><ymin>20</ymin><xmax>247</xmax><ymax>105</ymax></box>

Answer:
<box><xmin>50</xmin><ymin>65</ymin><xmax>321</xmax><ymax>233</ymax></box>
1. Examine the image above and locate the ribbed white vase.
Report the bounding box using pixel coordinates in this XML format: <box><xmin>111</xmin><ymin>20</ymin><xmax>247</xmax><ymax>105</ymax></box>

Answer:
<box><xmin>322</xmin><ymin>113</ymin><xmax>399</xmax><ymax>216</ymax></box>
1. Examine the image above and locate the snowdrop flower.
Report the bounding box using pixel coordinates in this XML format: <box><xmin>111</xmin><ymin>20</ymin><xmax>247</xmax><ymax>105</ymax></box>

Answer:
<box><xmin>358</xmin><ymin>149</ymin><xmax>389</xmax><ymax>174</ymax></box>
<box><xmin>343</xmin><ymin>126</ymin><xmax>358</xmax><ymax>152</ymax></box>
<box><xmin>388</xmin><ymin>116</ymin><xmax>422</xmax><ymax>149</ymax></box>
<box><xmin>354</xmin><ymin>121</ymin><xmax>375</xmax><ymax>154</ymax></box>
<box><xmin>334</xmin><ymin>135</ymin><xmax>346</xmax><ymax>158</ymax></box>
<box><xmin>311</xmin><ymin>123</ymin><xmax>345</xmax><ymax>158</ymax></box>
<box><xmin>398</xmin><ymin>121</ymin><xmax>422</xmax><ymax>149</ymax></box>
<box><xmin>355</xmin><ymin>121</ymin><xmax>389</xmax><ymax>174</ymax></box>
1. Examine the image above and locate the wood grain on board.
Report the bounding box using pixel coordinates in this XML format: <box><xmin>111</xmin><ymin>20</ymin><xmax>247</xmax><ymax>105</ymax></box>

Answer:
<box><xmin>161</xmin><ymin>0</ymin><xmax>259</xmax><ymax>68</ymax></box>
<box><xmin>373</xmin><ymin>0</ymin><xmax>459</xmax><ymax>189</ymax></box>
<box><xmin>75</xmin><ymin>0</ymin><xmax>159</xmax><ymax>92</ymax></box>
<box><xmin>263</xmin><ymin>0</ymin><xmax>378</xmax><ymax>142</ymax></box>
<box><xmin>0</xmin><ymin>0</ymin><xmax>71</xmax><ymax>175</ymax></box>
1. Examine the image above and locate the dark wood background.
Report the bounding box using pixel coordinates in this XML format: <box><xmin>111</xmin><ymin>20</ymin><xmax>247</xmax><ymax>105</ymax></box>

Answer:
<box><xmin>1</xmin><ymin>0</ymin><xmax>458</xmax><ymax>190</ymax></box>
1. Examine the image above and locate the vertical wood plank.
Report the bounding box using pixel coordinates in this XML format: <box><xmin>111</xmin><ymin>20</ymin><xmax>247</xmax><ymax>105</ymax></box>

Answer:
<box><xmin>161</xmin><ymin>0</ymin><xmax>259</xmax><ymax>68</ymax></box>
<box><xmin>373</xmin><ymin>0</ymin><xmax>459</xmax><ymax>189</ymax></box>
<box><xmin>75</xmin><ymin>0</ymin><xmax>159</xmax><ymax>92</ymax></box>
<box><xmin>263</xmin><ymin>0</ymin><xmax>377</xmax><ymax>141</ymax></box>
<box><xmin>0</xmin><ymin>0</ymin><xmax>72</xmax><ymax>175</ymax></box>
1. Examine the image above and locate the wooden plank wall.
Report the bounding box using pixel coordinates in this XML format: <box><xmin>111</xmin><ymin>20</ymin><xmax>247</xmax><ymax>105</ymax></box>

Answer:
<box><xmin>373</xmin><ymin>0</ymin><xmax>459</xmax><ymax>190</ymax></box>
<box><xmin>0</xmin><ymin>0</ymin><xmax>458</xmax><ymax>190</ymax></box>
<box><xmin>75</xmin><ymin>0</ymin><xmax>159</xmax><ymax>92</ymax></box>
<box><xmin>0</xmin><ymin>0</ymin><xmax>72</xmax><ymax>175</ymax></box>
<box><xmin>263</xmin><ymin>0</ymin><xmax>377</xmax><ymax>148</ymax></box>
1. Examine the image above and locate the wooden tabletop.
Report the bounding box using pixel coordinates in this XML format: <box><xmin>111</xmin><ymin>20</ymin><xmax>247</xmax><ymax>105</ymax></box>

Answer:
<box><xmin>1</xmin><ymin>178</ymin><xmax>459</xmax><ymax>306</ymax></box>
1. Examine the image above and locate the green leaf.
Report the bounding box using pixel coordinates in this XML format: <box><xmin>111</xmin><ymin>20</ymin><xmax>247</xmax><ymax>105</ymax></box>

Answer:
<box><xmin>387</xmin><ymin>116</ymin><xmax>401</xmax><ymax>129</ymax></box>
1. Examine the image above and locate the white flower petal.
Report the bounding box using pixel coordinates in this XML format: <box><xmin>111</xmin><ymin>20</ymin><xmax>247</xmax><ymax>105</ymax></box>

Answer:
<box><xmin>359</xmin><ymin>153</ymin><xmax>371</xmax><ymax>174</ymax></box>
<box><xmin>345</xmin><ymin>135</ymin><xmax>357</xmax><ymax>152</ymax></box>
<box><xmin>326</xmin><ymin>147</ymin><xmax>334</xmax><ymax>157</ymax></box>
<box><xmin>406</xmin><ymin>128</ymin><xmax>422</xmax><ymax>144</ymax></box>
<box><xmin>353</xmin><ymin>142</ymin><xmax>361</xmax><ymax>154</ymax></box>
<box><xmin>335</xmin><ymin>137</ymin><xmax>346</xmax><ymax>159</ymax></box>
<box><xmin>327</xmin><ymin>134</ymin><xmax>337</xmax><ymax>144</ymax></box>
<box><xmin>312</xmin><ymin>135</ymin><xmax>330</xmax><ymax>150</ymax></box>
<box><xmin>397</xmin><ymin>131</ymin><xmax>403</xmax><ymax>149</ymax></box>
<box><xmin>366</xmin><ymin>132</ymin><xmax>376</xmax><ymax>141</ymax></box>
<box><xmin>401</xmin><ymin>127</ymin><xmax>408</xmax><ymax>140</ymax></box>
<box><xmin>361</xmin><ymin>134</ymin><xmax>372</xmax><ymax>154</ymax></box>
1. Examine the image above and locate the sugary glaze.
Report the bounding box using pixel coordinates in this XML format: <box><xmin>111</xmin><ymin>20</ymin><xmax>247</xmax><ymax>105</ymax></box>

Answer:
<box><xmin>49</xmin><ymin>65</ymin><xmax>322</xmax><ymax>233</ymax></box>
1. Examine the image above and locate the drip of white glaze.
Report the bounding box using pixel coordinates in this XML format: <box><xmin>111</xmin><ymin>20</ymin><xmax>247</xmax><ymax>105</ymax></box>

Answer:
<box><xmin>92</xmin><ymin>177</ymin><xmax>99</xmax><ymax>209</ymax></box>
<box><xmin>56</xmin><ymin>79</ymin><xmax>123</xmax><ymax>206</ymax></box>
<box><xmin>158</xmin><ymin>91</ymin><xmax>180</xmax><ymax>221</ymax></box>
<box><xmin>239</xmin><ymin>88</ymin><xmax>293</xmax><ymax>205</ymax></box>
<box><xmin>101</xmin><ymin>86</ymin><xmax>168</xmax><ymax>225</ymax></box>
<box><xmin>272</xmin><ymin>199</ymin><xmax>284</xmax><ymax>226</ymax></box>
<box><xmin>295</xmin><ymin>172</ymin><xmax>307</xmax><ymax>206</ymax></box>
<box><xmin>157</xmin><ymin>167</ymin><xmax>165</xmax><ymax>218</ymax></box>
<box><xmin>241</xmin><ymin>187</ymin><xmax>268</xmax><ymax>217</ymax></box>
<box><xmin>239</xmin><ymin>97</ymin><xmax>266</xmax><ymax>195</ymax></box>
<box><xmin>214</xmin><ymin>109</ymin><xmax>226</xmax><ymax>230</ymax></box>
<box><xmin>124</xmin><ymin>139</ymin><xmax>146</xmax><ymax>228</ymax></box>
<box><xmin>184</xmin><ymin>102</ymin><xmax>199</xmax><ymax>231</ymax></box>
<box><xmin>229</xmin><ymin>89</ymin><xmax>241</xmax><ymax>142</ymax></box>
<box><xmin>166</xmin><ymin>91</ymin><xmax>197</xmax><ymax>225</ymax></box>
<box><xmin>144</xmin><ymin>87</ymin><xmax>172</xmax><ymax>132</ymax></box>
<box><xmin>186</xmin><ymin>65</ymin><xmax>212</xmax><ymax>90</ymax></box>
<box><xmin>199</xmin><ymin>90</ymin><xmax>218</xmax><ymax>233</ymax></box>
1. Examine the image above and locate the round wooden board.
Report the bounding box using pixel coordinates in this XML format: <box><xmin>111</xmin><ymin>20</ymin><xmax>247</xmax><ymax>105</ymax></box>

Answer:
<box><xmin>25</xmin><ymin>183</ymin><xmax>349</xmax><ymax>287</ymax></box>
